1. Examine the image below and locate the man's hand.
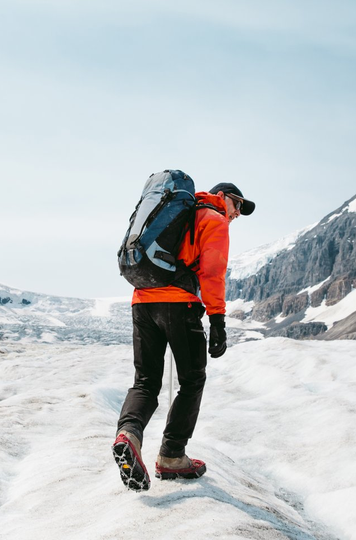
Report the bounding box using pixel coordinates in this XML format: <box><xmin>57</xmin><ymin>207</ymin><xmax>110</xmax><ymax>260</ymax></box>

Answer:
<box><xmin>208</xmin><ymin>314</ymin><xmax>227</xmax><ymax>358</ymax></box>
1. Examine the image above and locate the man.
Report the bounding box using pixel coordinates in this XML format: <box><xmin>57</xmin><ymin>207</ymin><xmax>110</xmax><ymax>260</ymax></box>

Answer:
<box><xmin>112</xmin><ymin>182</ymin><xmax>255</xmax><ymax>491</ymax></box>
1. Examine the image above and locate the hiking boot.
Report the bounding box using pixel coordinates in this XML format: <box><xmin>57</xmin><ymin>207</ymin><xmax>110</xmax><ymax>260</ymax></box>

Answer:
<box><xmin>112</xmin><ymin>431</ymin><xmax>150</xmax><ymax>491</ymax></box>
<box><xmin>155</xmin><ymin>454</ymin><xmax>206</xmax><ymax>480</ymax></box>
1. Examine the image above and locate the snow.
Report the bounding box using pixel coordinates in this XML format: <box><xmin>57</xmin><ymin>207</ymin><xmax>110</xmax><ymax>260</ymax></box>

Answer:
<box><xmin>0</xmin><ymin>285</ymin><xmax>133</xmax><ymax>345</ymax></box>
<box><xmin>297</xmin><ymin>277</ymin><xmax>331</xmax><ymax>297</ymax></box>
<box><xmin>274</xmin><ymin>312</ymin><xmax>285</xmax><ymax>324</ymax></box>
<box><xmin>226</xmin><ymin>298</ymin><xmax>255</xmax><ymax>315</ymax></box>
<box><xmin>40</xmin><ymin>332</ymin><xmax>58</xmax><ymax>343</ymax></box>
<box><xmin>327</xmin><ymin>209</ymin><xmax>346</xmax><ymax>223</ymax></box>
<box><xmin>1</xmin><ymin>278</ymin><xmax>356</xmax><ymax>539</ymax></box>
<box><xmin>228</xmin><ymin>223</ymin><xmax>317</xmax><ymax>281</ymax></box>
<box><xmin>346</xmin><ymin>198</ymin><xmax>356</xmax><ymax>213</ymax></box>
<box><xmin>302</xmin><ymin>288</ymin><xmax>356</xmax><ymax>328</ymax></box>
<box><xmin>1</xmin><ymin>337</ymin><xmax>356</xmax><ymax>540</ymax></box>
<box><xmin>327</xmin><ymin>196</ymin><xmax>356</xmax><ymax>221</ymax></box>
<box><xmin>327</xmin><ymin>213</ymin><xmax>340</xmax><ymax>222</ymax></box>
<box><xmin>91</xmin><ymin>297</ymin><xmax>131</xmax><ymax>317</ymax></box>
<box><xmin>242</xmin><ymin>330</ymin><xmax>265</xmax><ymax>340</ymax></box>
<box><xmin>275</xmin><ymin>282</ymin><xmax>356</xmax><ymax>329</ymax></box>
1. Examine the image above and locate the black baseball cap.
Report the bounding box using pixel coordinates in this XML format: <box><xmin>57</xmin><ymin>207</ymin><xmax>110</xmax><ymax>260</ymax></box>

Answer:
<box><xmin>209</xmin><ymin>182</ymin><xmax>255</xmax><ymax>216</ymax></box>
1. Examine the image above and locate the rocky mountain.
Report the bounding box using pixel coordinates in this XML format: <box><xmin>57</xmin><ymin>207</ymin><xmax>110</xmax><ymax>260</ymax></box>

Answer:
<box><xmin>226</xmin><ymin>194</ymin><xmax>356</xmax><ymax>340</ymax></box>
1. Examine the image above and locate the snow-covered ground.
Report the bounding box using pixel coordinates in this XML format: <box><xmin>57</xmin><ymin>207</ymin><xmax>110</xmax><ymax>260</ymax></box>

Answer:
<box><xmin>1</xmin><ymin>338</ymin><xmax>355</xmax><ymax>540</ymax></box>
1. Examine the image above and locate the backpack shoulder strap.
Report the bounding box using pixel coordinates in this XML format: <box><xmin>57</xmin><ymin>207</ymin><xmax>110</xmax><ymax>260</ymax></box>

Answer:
<box><xmin>174</xmin><ymin>202</ymin><xmax>224</xmax><ymax>292</ymax></box>
<box><xmin>189</xmin><ymin>202</ymin><xmax>225</xmax><ymax>245</ymax></box>
<box><xmin>196</xmin><ymin>202</ymin><xmax>225</xmax><ymax>214</ymax></box>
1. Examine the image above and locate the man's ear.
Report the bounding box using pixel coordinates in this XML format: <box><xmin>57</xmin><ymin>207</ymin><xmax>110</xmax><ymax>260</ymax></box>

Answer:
<box><xmin>216</xmin><ymin>191</ymin><xmax>225</xmax><ymax>199</ymax></box>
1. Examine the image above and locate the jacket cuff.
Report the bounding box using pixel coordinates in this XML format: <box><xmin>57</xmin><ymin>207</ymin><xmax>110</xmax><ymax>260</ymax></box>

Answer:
<box><xmin>209</xmin><ymin>314</ymin><xmax>225</xmax><ymax>327</ymax></box>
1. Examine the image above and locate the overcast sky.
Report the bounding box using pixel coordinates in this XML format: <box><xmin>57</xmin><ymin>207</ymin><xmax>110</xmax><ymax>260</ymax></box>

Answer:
<box><xmin>1</xmin><ymin>0</ymin><xmax>355</xmax><ymax>298</ymax></box>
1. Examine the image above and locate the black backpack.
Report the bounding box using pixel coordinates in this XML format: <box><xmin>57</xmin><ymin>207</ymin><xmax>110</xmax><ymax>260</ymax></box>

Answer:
<box><xmin>118</xmin><ymin>170</ymin><xmax>198</xmax><ymax>291</ymax></box>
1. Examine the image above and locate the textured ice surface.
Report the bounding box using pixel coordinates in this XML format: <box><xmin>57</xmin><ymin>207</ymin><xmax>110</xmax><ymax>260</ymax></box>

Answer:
<box><xmin>0</xmin><ymin>338</ymin><xmax>355</xmax><ymax>540</ymax></box>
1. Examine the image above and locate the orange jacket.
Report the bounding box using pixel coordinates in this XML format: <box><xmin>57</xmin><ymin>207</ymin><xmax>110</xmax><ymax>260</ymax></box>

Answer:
<box><xmin>131</xmin><ymin>192</ymin><xmax>230</xmax><ymax>315</ymax></box>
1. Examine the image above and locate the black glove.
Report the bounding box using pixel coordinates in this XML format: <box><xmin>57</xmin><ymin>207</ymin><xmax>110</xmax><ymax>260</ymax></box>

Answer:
<box><xmin>208</xmin><ymin>314</ymin><xmax>227</xmax><ymax>358</ymax></box>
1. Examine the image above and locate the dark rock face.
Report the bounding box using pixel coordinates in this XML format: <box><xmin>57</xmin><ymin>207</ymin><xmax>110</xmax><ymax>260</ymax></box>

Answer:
<box><xmin>252</xmin><ymin>294</ymin><xmax>284</xmax><ymax>322</ymax></box>
<box><xmin>229</xmin><ymin>309</ymin><xmax>246</xmax><ymax>320</ymax></box>
<box><xmin>324</xmin><ymin>275</ymin><xmax>355</xmax><ymax>306</ymax></box>
<box><xmin>319</xmin><ymin>312</ymin><xmax>356</xmax><ymax>340</ymax></box>
<box><xmin>269</xmin><ymin>322</ymin><xmax>327</xmax><ymax>339</ymax></box>
<box><xmin>282</xmin><ymin>292</ymin><xmax>309</xmax><ymax>317</ymax></box>
<box><xmin>0</xmin><ymin>296</ymin><xmax>31</xmax><ymax>306</ymax></box>
<box><xmin>227</xmin><ymin>195</ymin><xmax>356</xmax><ymax>339</ymax></box>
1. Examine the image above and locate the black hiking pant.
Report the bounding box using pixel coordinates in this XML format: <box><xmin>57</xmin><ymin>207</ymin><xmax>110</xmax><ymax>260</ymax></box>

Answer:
<box><xmin>117</xmin><ymin>302</ymin><xmax>207</xmax><ymax>458</ymax></box>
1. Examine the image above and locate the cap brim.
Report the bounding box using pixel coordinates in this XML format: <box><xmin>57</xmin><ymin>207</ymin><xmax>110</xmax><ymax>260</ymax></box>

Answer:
<box><xmin>227</xmin><ymin>193</ymin><xmax>255</xmax><ymax>216</ymax></box>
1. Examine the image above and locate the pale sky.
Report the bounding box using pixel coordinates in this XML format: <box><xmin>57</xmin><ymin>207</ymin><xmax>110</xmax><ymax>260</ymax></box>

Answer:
<box><xmin>1</xmin><ymin>0</ymin><xmax>355</xmax><ymax>298</ymax></box>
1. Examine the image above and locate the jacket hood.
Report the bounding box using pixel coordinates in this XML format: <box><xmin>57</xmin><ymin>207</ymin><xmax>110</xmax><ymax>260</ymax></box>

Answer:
<box><xmin>195</xmin><ymin>191</ymin><xmax>227</xmax><ymax>214</ymax></box>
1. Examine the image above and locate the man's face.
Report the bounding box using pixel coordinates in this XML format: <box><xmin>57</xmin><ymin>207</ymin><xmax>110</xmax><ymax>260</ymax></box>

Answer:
<box><xmin>224</xmin><ymin>194</ymin><xmax>242</xmax><ymax>223</ymax></box>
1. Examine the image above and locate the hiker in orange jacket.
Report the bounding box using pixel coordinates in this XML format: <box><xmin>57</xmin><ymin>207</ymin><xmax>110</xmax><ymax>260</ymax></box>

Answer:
<box><xmin>113</xmin><ymin>183</ymin><xmax>255</xmax><ymax>491</ymax></box>
<box><xmin>132</xmin><ymin>191</ymin><xmax>228</xmax><ymax>315</ymax></box>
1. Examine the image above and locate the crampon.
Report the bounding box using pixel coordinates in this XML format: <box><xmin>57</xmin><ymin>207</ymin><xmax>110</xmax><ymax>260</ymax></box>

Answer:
<box><xmin>155</xmin><ymin>458</ymin><xmax>206</xmax><ymax>480</ymax></box>
<box><xmin>112</xmin><ymin>433</ymin><xmax>151</xmax><ymax>492</ymax></box>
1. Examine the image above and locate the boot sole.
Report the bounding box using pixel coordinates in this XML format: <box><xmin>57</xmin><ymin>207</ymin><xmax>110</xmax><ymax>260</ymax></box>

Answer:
<box><xmin>112</xmin><ymin>441</ymin><xmax>150</xmax><ymax>491</ymax></box>
<box><xmin>155</xmin><ymin>463</ymin><xmax>206</xmax><ymax>480</ymax></box>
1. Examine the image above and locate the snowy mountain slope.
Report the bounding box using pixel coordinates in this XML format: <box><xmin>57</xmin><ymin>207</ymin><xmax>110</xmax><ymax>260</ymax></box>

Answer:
<box><xmin>226</xmin><ymin>194</ymin><xmax>356</xmax><ymax>340</ymax></box>
<box><xmin>1</xmin><ymin>338</ymin><xmax>355</xmax><ymax>540</ymax></box>
<box><xmin>228</xmin><ymin>222</ymin><xmax>318</xmax><ymax>282</ymax></box>
<box><xmin>228</xmin><ymin>194</ymin><xmax>356</xmax><ymax>284</ymax></box>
